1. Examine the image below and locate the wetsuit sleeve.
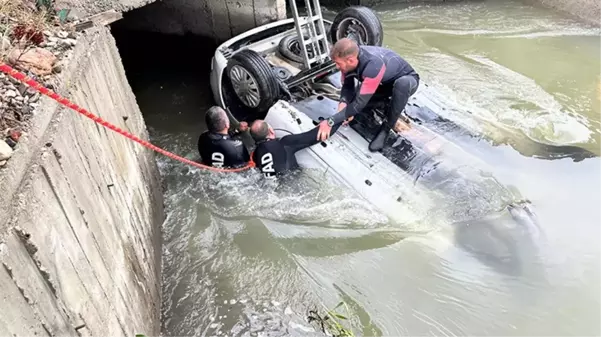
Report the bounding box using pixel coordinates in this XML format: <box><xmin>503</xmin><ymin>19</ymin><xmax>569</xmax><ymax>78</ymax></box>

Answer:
<box><xmin>340</xmin><ymin>72</ymin><xmax>355</xmax><ymax>104</ymax></box>
<box><xmin>227</xmin><ymin>129</ymin><xmax>241</xmax><ymax>138</ymax></box>
<box><xmin>239</xmin><ymin>143</ymin><xmax>251</xmax><ymax>164</ymax></box>
<box><xmin>230</xmin><ymin>131</ymin><xmax>245</xmax><ymax>142</ymax></box>
<box><xmin>224</xmin><ymin>140</ymin><xmax>250</xmax><ymax>166</ymax></box>
<box><xmin>330</xmin><ymin>58</ymin><xmax>386</xmax><ymax>124</ymax></box>
<box><xmin>279</xmin><ymin>123</ymin><xmax>343</xmax><ymax>153</ymax></box>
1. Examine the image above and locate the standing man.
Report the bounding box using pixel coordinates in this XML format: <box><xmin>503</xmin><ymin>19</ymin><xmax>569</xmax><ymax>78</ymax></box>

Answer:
<box><xmin>197</xmin><ymin>106</ymin><xmax>250</xmax><ymax>169</ymax></box>
<box><xmin>316</xmin><ymin>38</ymin><xmax>420</xmax><ymax>152</ymax></box>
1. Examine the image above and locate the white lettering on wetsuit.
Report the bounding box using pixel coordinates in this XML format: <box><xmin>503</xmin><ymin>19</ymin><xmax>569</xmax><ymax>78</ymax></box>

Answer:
<box><xmin>260</xmin><ymin>153</ymin><xmax>276</xmax><ymax>179</ymax></box>
<box><xmin>211</xmin><ymin>152</ymin><xmax>225</xmax><ymax>168</ymax></box>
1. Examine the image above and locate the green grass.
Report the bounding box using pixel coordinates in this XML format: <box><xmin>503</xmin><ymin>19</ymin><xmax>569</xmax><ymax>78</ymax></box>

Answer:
<box><xmin>307</xmin><ymin>301</ymin><xmax>356</xmax><ymax>337</ymax></box>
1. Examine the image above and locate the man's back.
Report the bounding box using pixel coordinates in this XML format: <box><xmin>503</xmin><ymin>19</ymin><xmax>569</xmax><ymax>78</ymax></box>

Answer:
<box><xmin>353</xmin><ymin>45</ymin><xmax>419</xmax><ymax>86</ymax></box>
<box><xmin>252</xmin><ymin>136</ymin><xmax>300</xmax><ymax>179</ymax></box>
<box><xmin>251</xmin><ymin>122</ymin><xmax>343</xmax><ymax>179</ymax></box>
<box><xmin>198</xmin><ymin>131</ymin><xmax>250</xmax><ymax>168</ymax></box>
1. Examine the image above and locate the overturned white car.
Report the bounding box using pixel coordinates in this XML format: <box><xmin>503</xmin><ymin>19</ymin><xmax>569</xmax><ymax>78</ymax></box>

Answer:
<box><xmin>209</xmin><ymin>5</ymin><xmax>541</xmax><ymax>232</ymax></box>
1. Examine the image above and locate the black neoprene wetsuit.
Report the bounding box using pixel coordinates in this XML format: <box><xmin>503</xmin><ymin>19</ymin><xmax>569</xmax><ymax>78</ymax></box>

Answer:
<box><xmin>197</xmin><ymin>130</ymin><xmax>250</xmax><ymax>168</ymax></box>
<box><xmin>329</xmin><ymin>45</ymin><xmax>420</xmax><ymax>125</ymax></box>
<box><xmin>252</xmin><ymin>123</ymin><xmax>342</xmax><ymax>179</ymax></box>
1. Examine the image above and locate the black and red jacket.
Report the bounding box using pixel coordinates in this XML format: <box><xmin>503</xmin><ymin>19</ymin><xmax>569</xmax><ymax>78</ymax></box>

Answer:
<box><xmin>329</xmin><ymin>45</ymin><xmax>420</xmax><ymax>124</ymax></box>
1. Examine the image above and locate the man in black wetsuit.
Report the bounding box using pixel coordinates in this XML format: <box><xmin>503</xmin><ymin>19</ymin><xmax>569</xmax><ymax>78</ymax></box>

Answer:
<box><xmin>197</xmin><ymin>106</ymin><xmax>250</xmax><ymax>168</ymax></box>
<box><xmin>316</xmin><ymin>38</ymin><xmax>420</xmax><ymax>152</ymax></box>
<box><xmin>249</xmin><ymin>119</ymin><xmax>342</xmax><ymax>179</ymax></box>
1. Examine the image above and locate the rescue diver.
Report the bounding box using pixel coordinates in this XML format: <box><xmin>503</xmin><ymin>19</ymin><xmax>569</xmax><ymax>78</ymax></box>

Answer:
<box><xmin>249</xmin><ymin>119</ymin><xmax>343</xmax><ymax>179</ymax></box>
<box><xmin>316</xmin><ymin>38</ymin><xmax>420</xmax><ymax>152</ymax></box>
<box><xmin>197</xmin><ymin>106</ymin><xmax>250</xmax><ymax>168</ymax></box>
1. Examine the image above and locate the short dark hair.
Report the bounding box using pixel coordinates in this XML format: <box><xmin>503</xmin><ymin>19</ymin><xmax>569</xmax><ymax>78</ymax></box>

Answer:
<box><xmin>330</xmin><ymin>38</ymin><xmax>359</xmax><ymax>59</ymax></box>
<box><xmin>250</xmin><ymin>120</ymin><xmax>269</xmax><ymax>141</ymax></box>
<box><xmin>205</xmin><ymin>106</ymin><xmax>228</xmax><ymax>132</ymax></box>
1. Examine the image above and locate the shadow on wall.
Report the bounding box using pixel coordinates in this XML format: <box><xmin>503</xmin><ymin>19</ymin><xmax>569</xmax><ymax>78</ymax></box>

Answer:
<box><xmin>110</xmin><ymin>25</ymin><xmax>218</xmax><ymax>134</ymax></box>
<box><xmin>110</xmin><ymin>26</ymin><xmax>216</xmax><ymax>80</ymax></box>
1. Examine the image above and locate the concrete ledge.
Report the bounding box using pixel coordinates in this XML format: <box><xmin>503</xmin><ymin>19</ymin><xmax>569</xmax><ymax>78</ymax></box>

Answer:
<box><xmin>54</xmin><ymin>0</ymin><xmax>156</xmax><ymax>21</ymax></box>
<box><xmin>112</xmin><ymin>0</ymin><xmax>287</xmax><ymax>42</ymax></box>
<box><xmin>0</xmin><ymin>27</ymin><xmax>164</xmax><ymax>336</ymax></box>
<box><xmin>521</xmin><ymin>0</ymin><xmax>600</xmax><ymax>26</ymax></box>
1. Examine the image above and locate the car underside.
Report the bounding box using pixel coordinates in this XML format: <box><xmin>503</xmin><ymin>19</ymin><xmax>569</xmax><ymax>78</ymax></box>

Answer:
<box><xmin>214</xmin><ymin>5</ymin><xmax>384</xmax><ymax>124</ymax></box>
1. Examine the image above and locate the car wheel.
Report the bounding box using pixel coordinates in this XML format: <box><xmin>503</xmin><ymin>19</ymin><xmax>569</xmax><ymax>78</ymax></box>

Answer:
<box><xmin>278</xmin><ymin>34</ymin><xmax>316</xmax><ymax>64</ymax></box>
<box><xmin>330</xmin><ymin>6</ymin><xmax>383</xmax><ymax>47</ymax></box>
<box><xmin>226</xmin><ymin>49</ymin><xmax>280</xmax><ymax>113</ymax></box>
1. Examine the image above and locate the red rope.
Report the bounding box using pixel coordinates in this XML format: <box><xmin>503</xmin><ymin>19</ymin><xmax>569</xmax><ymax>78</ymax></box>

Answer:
<box><xmin>0</xmin><ymin>63</ymin><xmax>255</xmax><ymax>173</ymax></box>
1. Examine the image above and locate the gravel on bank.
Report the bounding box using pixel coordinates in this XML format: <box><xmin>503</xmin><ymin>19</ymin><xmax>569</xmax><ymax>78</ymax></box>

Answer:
<box><xmin>1</xmin><ymin>8</ymin><xmax>82</xmax><ymax>168</ymax></box>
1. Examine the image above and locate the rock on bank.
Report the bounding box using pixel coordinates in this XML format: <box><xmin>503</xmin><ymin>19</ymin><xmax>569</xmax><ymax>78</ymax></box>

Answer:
<box><xmin>0</xmin><ymin>26</ymin><xmax>164</xmax><ymax>336</ymax></box>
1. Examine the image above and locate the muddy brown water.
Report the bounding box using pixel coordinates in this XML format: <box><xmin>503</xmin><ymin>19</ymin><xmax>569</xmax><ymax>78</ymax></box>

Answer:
<box><xmin>113</xmin><ymin>0</ymin><xmax>600</xmax><ymax>335</ymax></box>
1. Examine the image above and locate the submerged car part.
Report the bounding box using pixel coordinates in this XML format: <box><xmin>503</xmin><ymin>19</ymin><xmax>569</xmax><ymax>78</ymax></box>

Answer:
<box><xmin>265</xmin><ymin>95</ymin><xmax>538</xmax><ymax>236</ymax></box>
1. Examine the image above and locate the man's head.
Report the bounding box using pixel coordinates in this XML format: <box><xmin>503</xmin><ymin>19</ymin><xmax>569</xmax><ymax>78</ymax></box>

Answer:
<box><xmin>250</xmin><ymin>119</ymin><xmax>276</xmax><ymax>142</ymax></box>
<box><xmin>330</xmin><ymin>38</ymin><xmax>360</xmax><ymax>73</ymax></box>
<box><xmin>205</xmin><ymin>106</ymin><xmax>230</xmax><ymax>133</ymax></box>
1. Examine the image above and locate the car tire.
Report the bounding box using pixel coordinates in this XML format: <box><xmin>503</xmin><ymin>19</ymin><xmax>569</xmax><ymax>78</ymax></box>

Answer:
<box><xmin>278</xmin><ymin>34</ymin><xmax>312</xmax><ymax>64</ymax></box>
<box><xmin>226</xmin><ymin>49</ymin><xmax>280</xmax><ymax>114</ymax></box>
<box><xmin>329</xmin><ymin>6</ymin><xmax>383</xmax><ymax>47</ymax></box>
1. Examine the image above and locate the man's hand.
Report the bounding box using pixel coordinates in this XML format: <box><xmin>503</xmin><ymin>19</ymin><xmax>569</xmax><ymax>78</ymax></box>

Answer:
<box><xmin>317</xmin><ymin>120</ymin><xmax>332</xmax><ymax>141</ymax></box>
<box><xmin>343</xmin><ymin>116</ymin><xmax>354</xmax><ymax>126</ymax></box>
<box><xmin>238</xmin><ymin>121</ymin><xmax>249</xmax><ymax>132</ymax></box>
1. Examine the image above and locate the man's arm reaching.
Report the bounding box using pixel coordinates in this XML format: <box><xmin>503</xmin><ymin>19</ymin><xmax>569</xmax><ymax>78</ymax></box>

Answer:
<box><xmin>340</xmin><ymin>72</ymin><xmax>356</xmax><ymax>104</ymax></box>
<box><xmin>280</xmin><ymin>122</ymin><xmax>343</xmax><ymax>153</ymax></box>
<box><xmin>330</xmin><ymin>58</ymin><xmax>386</xmax><ymax>124</ymax></box>
<box><xmin>227</xmin><ymin>121</ymin><xmax>249</xmax><ymax>139</ymax></box>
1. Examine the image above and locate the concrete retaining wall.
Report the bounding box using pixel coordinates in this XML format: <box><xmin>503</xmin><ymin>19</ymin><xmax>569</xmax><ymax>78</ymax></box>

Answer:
<box><xmin>0</xmin><ymin>27</ymin><xmax>164</xmax><ymax>336</ymax></box>
<box><xmin>111</xmin><ymin>0</ymin><xmax>287</xmax><ymax>42</ymax></box>
<box><xmin>53</xmin><ymin>0</ymin><xmax>286</xmax><ymax>43</ymax></box>
<box><xmin>521</xmin><ymin>0</ymin><xmax>600</xmax><ymax>26</ymax></box>
<box><xmin>54</xmin><ymin>0</ymin><xmax>155</xmax><ymax>20</ymax></box>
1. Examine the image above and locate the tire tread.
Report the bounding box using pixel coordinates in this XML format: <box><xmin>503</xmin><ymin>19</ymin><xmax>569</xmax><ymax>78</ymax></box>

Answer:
<box><xmin>226</xmin><ymin>49</ymin><xmax>280</xmax><ymax>113</ymax></box>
